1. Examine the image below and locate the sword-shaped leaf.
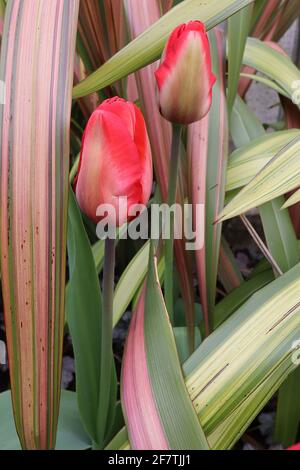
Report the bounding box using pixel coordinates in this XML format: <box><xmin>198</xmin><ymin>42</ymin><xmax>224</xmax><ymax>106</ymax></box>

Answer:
<box><xmin>219</xmin><ymin>134</ymin><xmax>300</xmax><ymax>221</ymax></box>
<box><xmin>122</xmin><ymin>244</ymin><xmax>208</xmax><ymax>450</ymax></box>
<box><xmin>0</xmin><ymin>0</ymin><xmax>79</xmax><ymax>449</ymax></box>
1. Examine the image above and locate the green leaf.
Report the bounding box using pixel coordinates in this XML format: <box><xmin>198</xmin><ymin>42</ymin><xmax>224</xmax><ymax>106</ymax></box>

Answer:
<box><xmin>239</xmin><ymin>72</ymin><xmax>288</xmax><ymax>97</ymax></box>
<box><xmin>227</xmin><ymin>3</ymin><xmax>253</xmax><ymax>114</ymax></box>
<box><xmin>242</xmin><ymin>38</ymin><xmax>300</xmax><ymax>105</ymax></box>
<box><xmin>260</xmin><ymin>197</ymin><xmax>300</xmax><ymax>273</ymax></box>
<box><xmin>185</xmin><ymin>262</ymin><xmax>300</xmax><ymax>439</ymax></box>
<box><xmin>144</xmin><ymin>244</ymin><xmax>209</xmax><ymax>449</ymax></box>
<box><xmin>113</xmin><ymin>241</ymin><xmax>150</xmax><ymax>327</ymax></box>
<box><xmin>226</xmin><ymin>128</ymin><xmax>299</xmax><ymax>192</ymax></box>
<box><xmin>283</xmin><ymin>188</ymin><xmax>300</xmax><ymax>209</ymax></box>
<box><xmin>274</xmin><ymin>367</ymin><xmax>300</xmax><ymax>447</ymax></box>
<box><xmin>73</xmin><ymin>0</ymin><xmax>255</xmax><ymax>97</ymax></box>
<box><xmin>220</xmin><ymin>133</ymin><xmax>300</xmax><ymax>220</ymax></box>
<box><xmin>173</xmin><ymin>327</ymin><xmax>202</xmax><ymax>364</ymax></box>
<box><xmin>66</xmin><ymin>189</ymin><xmax>117</xmax><ymax>447</ymax></box>
<box><xmin>213</xmin><ymin>269</ymin><xmax>274</xmax><ymax>329</ymax></box>
<box><xmin>230</xmin><ymin>96</ymin><xmax>300</xmax><ymax>273</ymax></box>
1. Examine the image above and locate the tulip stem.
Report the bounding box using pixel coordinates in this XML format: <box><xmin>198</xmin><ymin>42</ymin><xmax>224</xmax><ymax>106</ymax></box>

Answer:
<box><xmin>99</xmin><ymin>236</ymin><xmax>115</xmax><ymax>446</ymax></box>
<box><xmin>165</xmin><ymin>123</ymin><xmax>182</xmax><ymax>321</ymax></box>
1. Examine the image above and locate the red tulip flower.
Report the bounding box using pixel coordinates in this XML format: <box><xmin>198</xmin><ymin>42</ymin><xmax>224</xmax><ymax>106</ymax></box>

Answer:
<box><xmin>155</xmin><ymin>21</ymin><xmax>216</xmax><ymax>124</ymax></box>
<box><xmin>75</xmin><ymin>97</ymin><xmax>153</xmax><ymax>226</ymax></box>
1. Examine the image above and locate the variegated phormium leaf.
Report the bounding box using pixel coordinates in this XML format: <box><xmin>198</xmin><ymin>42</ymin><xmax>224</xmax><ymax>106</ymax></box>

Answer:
<box><xmin>122</xmin><ymin>244</ymin><xmax>208</xmax><ymax>450</ymax></box>
<box><xmin>0</xmin><ymin>0</ymin><xmax>79</xmax><ymax>449</ymax></box>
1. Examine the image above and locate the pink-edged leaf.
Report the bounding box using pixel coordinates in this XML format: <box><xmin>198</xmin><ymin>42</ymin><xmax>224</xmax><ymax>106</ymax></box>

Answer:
<box><xmin>122</xmin><ymin>287</ymin><xmax>169</xmax><ymax>449</ymax></box>
<box><xmin>251</xmin><ymin>0</ymin><xmax>282</xmax><ymax>40</ymax></box>
<box><xmin>125</xmin><ymin>0</ymin><xmax>195</xmax><ymax>337</ymax></box>
<box><xmin>78</xmin><ymin>0</ymin><xmax>126</xmax><ymax>96</ymax></box>
<box><xmin>218</xmin><ymin>237</ymin><xmax>243</xmax><ymax>293</ymax></box>
<box><xmin>0</xmin><ymin>0</ymin><xmax>79</xmax><ymax>449</ymax></box>
<box><xmin>158</xmin><ymin>0</ymin><xmax>174</xmax><ymax>14</ymax></box>
<box><xmin>103</xmin><ymin>0</ymin><xmax>126</xmax><ymax>56</ymax></box>
<box><xmin>272</xmin><ymin>0</ymin><xmax>300</xmax><ymax>42</ymax></box>
<box><xmin>78</xmin><ymin>0</ymin><xmax>109</xmax><ymax>69</ymax></box>
<box><xmin>73</xmin><ymin>55</ymin><xmax>98</xmax><ymax>120</ymax></box>
<box><xmin>188</xmin><ymin>29</ymin><xmax>228</xmax><ymax>333</ymax></box>
<box><xmin>122</xmin><ymin>245</ymin><xmax>208</xmax><ymax>450</ymax></box>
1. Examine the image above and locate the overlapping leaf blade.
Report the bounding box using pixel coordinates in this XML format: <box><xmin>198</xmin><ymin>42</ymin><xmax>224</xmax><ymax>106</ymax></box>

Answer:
<box><xmin>219</xmin><ymin>134</ymin><xmax>300</xmax><ymax>221</ymax></box>
<box><xmin>110</xmin><ymin>262</ymin><xmax>300</xmax><ymax>449</ymax></box>
<box><xmin>73</xmin><ymin>0</ymin><xmax>255</xmax><ymax>97</ymax></box>
<box><xmin>122</xmin><ymin>244</ymin><xmax>208</xmax><ymax>450</ymax></box>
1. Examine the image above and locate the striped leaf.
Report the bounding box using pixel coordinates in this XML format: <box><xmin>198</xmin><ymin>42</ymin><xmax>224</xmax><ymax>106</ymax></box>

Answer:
<box><xmin>242</xmin><ymin>38</ymin><xmax>300</xmax><ymax>104</ymax></box>
<box><xmin>0</xmin><ymin>0</ymin><xmax>5</xmax><ymax>46</ymax></box>
<box><xmin>284</xmin><ymin>189</ymin><xmax>300</xmax><ymax>209</ymax></box>
<box><xmin>185</xmin><ymin>262</ymin><xmax>300</xmax><ymax>440</ymax></box>
<box><xmin>213</xmin><ymin>269</ymin><xmax>274</xmax><ymax>330</ymax></box>
<box><xmin>227</xmin><ymin>2</ymin><xmax>253</xmax><ymax>114</ymax></box>
<box><xmin>110</xmin><ymin>262</ymin><xmax>300</xmax><ymax>449</ymax></box>
<box><xmin>280</xmin><ymin>98</ymin><xmax>300</xmax><ymax>238</ymax></box>
<box><xmin>0</xmin><ymin>390</ymin><xmax>91</xmax><ymax>450</ymax></box>
<box><xmin>122</xmin><ymin>243</ymin><xmax>208</xmax><ymax>450</ymax></box>
<box><xmin>78</xmin><ymin>0</ymin><xmax>126</xmax><ymax>71</ymax></box>
<box><xmin>188</xmin><ymin>29</ymin><xmax>228</xmax><ymax>333</ymax></box>
<box><xmin>219</xmin><ymin>133</ymin><xmax>300</xmax><ymax>221</ymax></box>
<box><xmin>250</xmin><ymin>0</ymin><xmax>282</xmax><ymax>40</ymax></box>
<box><xmin>218</xmin><ymin>237</ymin><xmax>243</xmax><ymax>295</ymax></box>
<box><xmin>73</xmin><ymin>0</ymin><xmax>255</xmax><ymax>97</ymax></box>
<box><xmin>273</xmin><ymin>0</ymin><xmax>300</xmax><ymax>42</ymax></box>
<box><xmin>0</xmin><ymin>0</ymin><xmax>79</xmax><ymax>449</ymax></box>
<box><xmin>229</xmin><ymin>95</ymin><xmax>300</xmax><ymax>445</ymax></box>
<box><xmin>229</xmin><ymin>96</ymin><xmax>300</xmax><ymax>271</ymax></box>
<box><xmin>113</xmin><ymin>241</ymin><xmax>150</xmax><ymax>328</ymax></box>
<box><xmin>226</xmin><ymin>129</ymin><xmax>299</xmax><ymax>192</ymax></box>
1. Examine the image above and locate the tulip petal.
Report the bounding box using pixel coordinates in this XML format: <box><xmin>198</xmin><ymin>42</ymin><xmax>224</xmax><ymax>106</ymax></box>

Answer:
<box><xmin>75</xmin><ymin>99</ymin><xmax>152</xmax><ymax>226</ymax></box>
<box><xmin>155</xmin><ymin>21</ymin><xmax>216</xmax><ymax>124</ymax></box>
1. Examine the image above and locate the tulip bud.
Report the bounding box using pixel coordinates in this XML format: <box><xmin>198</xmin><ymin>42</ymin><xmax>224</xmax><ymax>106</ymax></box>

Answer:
<box><xmin>75</xmin><ymin>97</ymin><xmax>153</xmax><ymax>226</ymax></box>
<box><xmin>155</xmin><ymin>21</ymin><xmax>216</xmax><ymax>124</ymax></box>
